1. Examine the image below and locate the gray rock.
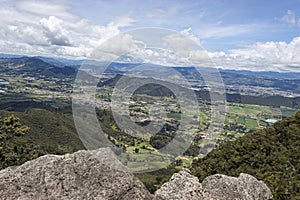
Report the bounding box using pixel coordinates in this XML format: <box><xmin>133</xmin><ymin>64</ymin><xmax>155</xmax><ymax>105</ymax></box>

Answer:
<box><xmin>155</xmin><ymin>168</ymin><xmax>203</xmax><ymax>200</ymax></box>
<box><xmin>0</xmin><ymin>148</ymin><xmax>273</xmax><ymax>200</ymax></box>
<box><xmin>202</xmin><ymin>173</ymin><xmax>273</xmax><ymax>200</ymax></box>
<box><xmin>0</xmin><ymin>148</ymin><xmax>153</xmax><ymax>200</ymax></box>
<box><xmin>155</xmin><ymin>169</ymin><xmax>273</xmax><ymax>200</ymax></box>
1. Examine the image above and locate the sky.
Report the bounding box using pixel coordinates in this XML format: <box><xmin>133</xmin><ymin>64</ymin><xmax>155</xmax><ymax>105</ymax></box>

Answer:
<box><xmin>0</xmin><ymin>0</ymin><xmax>300</xmax><ymax>72</ymax></box>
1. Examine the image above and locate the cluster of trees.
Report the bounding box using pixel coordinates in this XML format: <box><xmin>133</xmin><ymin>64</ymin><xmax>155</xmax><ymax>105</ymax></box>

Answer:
<box><xmin>136</xmin><ymin>164</ymin><xmax>179</xmax><ymax>193</ymax></box>
<box><xmin>149</xmin><ymin>123</ymin><xmax>178</xmax><ymax>149</ymax></box>
<box><xmin>97</xmin><ymin>109</ymin><xmax>144</xmax><ymax>146</ymax></box>
<box><xmin>191</xmin><ymin>111</ymin><xmax>300</xmax><ymax>200</ymax></box>
<box><xmin>0</xmin><ymin>115</ymin><xmax>29</xmax><ymax>140</ymax></box>
<box><xmin>0</xmin><ymin>111</ymin><xmax>81</xmax><ymax>170</ymax></box>
<box><xmin>1</xmin><ymin>104</ymin><xmax>299</xmax><ymax>199</ymax></box>
<box><xmin>138</xmin><ymin>111</ymin><xmax>300</xmax><ymax>198</ymax></box>
<box><xmin>0</xmin><ymin>115</ymin><xmax>46</xmax><ymax>169</ymax></box>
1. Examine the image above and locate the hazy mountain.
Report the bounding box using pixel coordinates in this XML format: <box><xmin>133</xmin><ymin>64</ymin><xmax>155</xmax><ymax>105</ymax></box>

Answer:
<box><xmin>0</xmin><ymin>57</ymin><xmax>77</xmax><ymax>78</ymax></box>
<box><xmin>1</xmin><ymin>55</ymin><xmax>300</xmax><ymax>98</ymax></box>
<box><xmin>221</xmin><ymin>69</ymin><xmax>300</xmax><ymax>80</ymax></box>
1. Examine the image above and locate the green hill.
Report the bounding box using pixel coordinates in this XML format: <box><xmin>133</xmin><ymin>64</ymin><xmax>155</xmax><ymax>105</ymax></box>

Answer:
<box><xmin>191</xmin><ymin>110</ymin><xmax>300</xmax><ymax>199</ymax></box>
<box><xmin>1</xmin><ymin>105</ymin><xmax>299</xmax><ymax>199</ymax></box>
<box><xmin>0</xmin><ymin>108</ymin><xmax>85</xmax><ymax>155</ymax></box>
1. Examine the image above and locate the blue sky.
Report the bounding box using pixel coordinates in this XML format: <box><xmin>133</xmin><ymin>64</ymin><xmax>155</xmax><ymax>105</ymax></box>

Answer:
<box><xmin>71</xmin><ymin>0</ymin><xmax>300</xmax><ymax>50</ymax></box>
<box><xmin>0</xmin><ymin>0</ymin><xmax>299</xmax><ymax>71</ymax></box>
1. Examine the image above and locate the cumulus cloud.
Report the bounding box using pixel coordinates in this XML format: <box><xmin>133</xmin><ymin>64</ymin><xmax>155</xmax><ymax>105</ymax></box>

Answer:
<box><xmin>0</xmin><ymin>0</ymin><xmax>299</xmax><ymax>72</ymax></box>
<box><xmin>180</xmin><ymin>27</ymin><xmax>201</xmax><ymax>45</ymax></box>
<box><xmin>40</xmin><ymin>16</ymin><xmax>71</xmax><ymax>46</ymax></box>
<box><xmin>90</xmin><ymin>33</ymin><xmax>147</xmax><ymax>61</ymax></box>
<box><xmin>208</xmin><ymin>37</ymin><xmax>300</xmax><ymax>72</ymax></box>
<box><xmin>162</xmin><ymin>32</ymin><xmax>197</xmax><ymax>56</ymax></box>
<box><xmin>152</xmin><ymin>27</ymin><xmax>203</xmax><ymax>63</ymax></box>
<box><xmin>99</xmin><ymin>34</ymin><xmax>300</xmax><ymax>72</ymax></box>
<box><xmin>0</xmin><ymin>0</ymin><xmax>122</xmax><ymax>58</ymax></box>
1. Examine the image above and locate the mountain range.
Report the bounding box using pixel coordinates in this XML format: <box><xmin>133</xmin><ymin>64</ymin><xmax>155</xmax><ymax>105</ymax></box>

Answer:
<box><xmin>0</xmin><ymin>55</ymin><xmax>299</xmax><ymax>109</ymax></box>
<box><xmin>1</xmin><ymin>54</ymin><xmax>300</xmax><ymax>79</ymax></box>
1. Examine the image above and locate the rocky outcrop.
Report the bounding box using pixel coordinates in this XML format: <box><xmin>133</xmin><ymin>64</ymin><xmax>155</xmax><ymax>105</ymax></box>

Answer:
<box><xmin>0</xmin><ymin>148</ymin><xmax>273</xmax><ymax>200</ymax></box>
<box><xmin>0</xmin><ymin>148</ymin><xmax>153</xmax><ymax>200</ymax></box>
<box><xmin>155</xmin><ymin>169</ymin><xmax>273</xmax><ymax>200</ymax></box>
<box><xmin>155</xmin><ymin>168</ymin><xmax>203</xmax><ymax>200</ymax></box>
<box><xmin>202</xmin><ymin>173</ymin><xmax>273</xmax><ymax>200</ymax></box>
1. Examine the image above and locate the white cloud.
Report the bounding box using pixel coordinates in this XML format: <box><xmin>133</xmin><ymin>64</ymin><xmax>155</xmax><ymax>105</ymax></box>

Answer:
<box><xmin>90</xmin><ymin>33</ymin><xmax>147</xmax><ymax>61</ymax></box>
<box><xmin>180</xmin><ymin>28</ymin><xmax>201</xmax><ymax>45</ymax></box>
<box><xmin>113</xmin><ymin>14</ymin><xmax>136</xmax><ymax>27</ymax></box>
<box><xmin>208</xmin><ymin>37</ymin><xmax>300</xmax><ymax>72</ymax></box>
<box><xmin>40</xmin><ymin>16</ymin><xmax>71</xmax><ymax>46</ymax></box>
<box><xmin>197</xmin><ymin>24</ymin><xmax>262</xmax><ymax>39</ymax></box>
<box><xmin>280</xmin><ymin>10</ymin><xmax>300</xmax><ymax>26</ymax></box>
<box><xmin>162</xmin><ymin>31</ymin><xmax>197</xmax><ymax>56</ymax></box>
<box><xmin>0</xmin><ymin>0</ymin><xmax>124</xmax><ymax>58</ymax></box>
<box><xmin>146</xmin><ymin>33</ymin><xmax>300</xmax><ymax>72</ymax></box>
<box><xmin>16</xmin><ymin>0</ymin><xmax>77</xmax><ymax>21</ymax></box>
<box><xmin>0</xmin><ymin>1</ymin><xmax>299</xmax><ymax>72</ymax></box>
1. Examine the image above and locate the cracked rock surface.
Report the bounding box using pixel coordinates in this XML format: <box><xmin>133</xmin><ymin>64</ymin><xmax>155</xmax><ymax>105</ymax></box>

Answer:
<box><xmin>0</xmin><ymin>148</ymin><xmax>153</xmax><ymax>200</ymax></box>
<box><xmin>155</xmin><ymin>169</ymin><xmax>273</xmax><ymax>200</ymax></box>
<box><xmin>0</xmin><ymin>148</ymin><xmax>273</xmax><ymax>200</ymax></box>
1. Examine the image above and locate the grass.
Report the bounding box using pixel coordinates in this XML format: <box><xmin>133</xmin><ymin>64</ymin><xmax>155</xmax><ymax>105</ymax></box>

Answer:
<box><xmin>166</xmin><ymin>112</ymin><xmax>181</xmax><ymax>120</ymax></box>
<box><xmin>280</xmin><ymin>106</ymin><xmax>298</xmax><ymax>118</ymax></box>
<box><xmin>245</xmin><ymin>118</ymin><xmax>258</xmax><ymax>130</ymax></box>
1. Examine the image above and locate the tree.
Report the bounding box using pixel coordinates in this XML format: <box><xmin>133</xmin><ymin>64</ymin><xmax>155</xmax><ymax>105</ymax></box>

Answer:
<box><xmin>134</xmin><ymin>148</ymin><xmax>139</xmax><ymax>153</ymax></box>
<box><xmin>191</xmin><ymin>111</ymin><xmax>300</xmax><ymax>200</ymax></box>
<box><xmin>0</xmin><ymin>115</ymin><xmax>33</xmax><ymax>169</ymax></box>
<box><xmin>0</xmin><ymin>115</ymin><xmax>29</xmax><ymax>141</ymax></box>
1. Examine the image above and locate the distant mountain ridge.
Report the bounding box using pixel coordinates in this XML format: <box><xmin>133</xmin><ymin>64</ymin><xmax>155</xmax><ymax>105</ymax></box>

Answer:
<box><xmin>0</xmin><ymin>57</ymin><xmax>77</xmax><ymax>78</ymax></box>
<box><xmin>1</xmin><ymin>54</ymin><xmax>299</xmax><ymax>79</ymax></box>
<box><xmin>100</xmin><ymin>74</ymin><xmax>300</xmax><ymax>109</ymax></box>
<box><xmin>221</xmin><ymin>69</ymin><xmax>300</xmax><ymax>80</ymax></box>
<box><xmin>1</xmin><ymin>55</ymin><xmax>299</xmax><ymax>101</ymax></box>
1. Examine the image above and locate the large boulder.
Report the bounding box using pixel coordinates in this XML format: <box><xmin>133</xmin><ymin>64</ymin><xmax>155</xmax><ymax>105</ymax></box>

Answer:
<box><xmin>155</xmin><ymin>169</ymin><xmax>273</xmax><ymax>200</ymax></box>
<box><xmin>155</xmin><ymin>168</ymin><xmax>203</xmax><ymax>200</ymax></box>
<box><xmin>202</xmin><ymin>173</ymin><xmax>273</xmax><ymax>200</ymax></box>
<box><xmin>0</xmin><ymin>148</ymin><xmax>273</xmax><ymax>200</ymax></box>
<box><xmin>0</xmin><ymin>148</ymin><xmax>153</xmax><ymax>200</ymax></box>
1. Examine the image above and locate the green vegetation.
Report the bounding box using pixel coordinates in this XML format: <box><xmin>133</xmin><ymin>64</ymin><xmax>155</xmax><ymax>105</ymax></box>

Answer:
<box><xmin>0</xmin><ymin>115</ymin><xmax>29</xmax><ymax>140</ymax></box>
<box><xmin>191</xmin><ymin>110</ymin><xmax>300</xmax><ymax>200</ymax></box>
<box><xmin>0</xmin><ymin>108</ymin><xmax>85</xmax><ymax>152</ymax></box>
<box><xmin>280</xmin><ymin>106</ymin><xmax>298</xmax><ymax>118</ymax></box>
<box><xmin>137</xmin><ymin>111</ymin><xmax>300</xmax><ymax>198</ymax></box>
<box><xmin>135</xmin><ymin>164</ymin><xmax>179</xmax><ymax>193</ymax></box>
<box><xmin>0</xmin><ymin>57</ymin><xmax>299</xmax><ymax>198</ymax></box>
<box><xmin>0</xmin><ymin>102</ymin><xmax>298</xmax><ymax>199</ymax></box>
<box><xmin>0</xmin><ymin>115</ymin><xmax>46</xmax><ymax>169</ymax></box>
<box><xmin>0</xmin><ymin>77</ymin><xmax>299</xmax><ymax>198</ymax></box>
<box><xmin>0</xmin><ymin>108</ymin><xmax>86</xmax><ymax>170</ymax></box>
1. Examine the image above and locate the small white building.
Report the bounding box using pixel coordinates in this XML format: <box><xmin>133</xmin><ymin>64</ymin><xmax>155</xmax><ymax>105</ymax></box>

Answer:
<box><xmin>266</xmin><ymin>119</ymin><xmax>277</xmax><ymax>124</ymax></box>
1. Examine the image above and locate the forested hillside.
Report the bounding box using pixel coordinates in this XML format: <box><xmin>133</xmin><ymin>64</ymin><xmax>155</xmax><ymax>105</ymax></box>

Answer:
<box><xmin>1</xmin><ymin>105</ymin><xmax>299</xmax><ymax>199</ymax></box>
<box><xmin>191</xmin><ymin>111</ymin><xmax>300</xmax><ymax>199</ymax></box>
<box><xmin>0</xmin><ymin>109</ymin><xmax>85</xmax><ymax>170</ymax></box>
